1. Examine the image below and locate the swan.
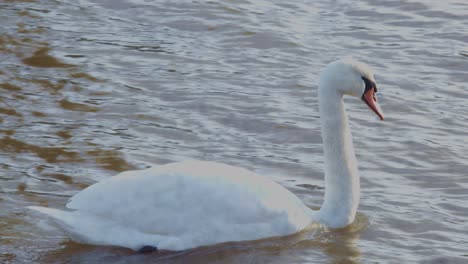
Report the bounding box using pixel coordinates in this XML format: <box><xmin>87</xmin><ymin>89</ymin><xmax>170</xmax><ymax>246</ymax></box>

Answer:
<box><xmin>28</xmin><ymin>58</ymin><xmax>384</xmax><ymax>252</ymax></box>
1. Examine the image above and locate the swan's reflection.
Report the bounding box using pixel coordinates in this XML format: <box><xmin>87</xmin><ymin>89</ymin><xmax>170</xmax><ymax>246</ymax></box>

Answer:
<box><xmin>41</xmin><ymin>213</ymin><xmax>367</xmax><ymax>264</ymax></box>
<box><xmin>293</xmin><ymin>212</ymin><xmax>368</xmax><ymax>264</ymax></box>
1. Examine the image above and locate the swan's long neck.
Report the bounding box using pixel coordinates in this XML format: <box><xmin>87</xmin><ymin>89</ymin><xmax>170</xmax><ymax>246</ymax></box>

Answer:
<box><xmin>316</xmin><ymin>86</ymin><xmax>360</xmax><ymax>228</ymax></box>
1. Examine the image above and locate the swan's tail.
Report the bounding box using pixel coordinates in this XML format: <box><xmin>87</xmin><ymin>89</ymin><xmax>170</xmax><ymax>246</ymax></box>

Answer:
<box><xmin>27</xmin><ymin>206</ymin><xmax>88</xmax><ymax>242</ymax></box>
<box><xmin>27</xmin><ymin>206</ymin><xmax>168</xmax><ymax>251</ymax></box>
<box><xmin>28</xmin><ymin>206</ymin><xmax>71</xmax><ymax>220</ymax></box>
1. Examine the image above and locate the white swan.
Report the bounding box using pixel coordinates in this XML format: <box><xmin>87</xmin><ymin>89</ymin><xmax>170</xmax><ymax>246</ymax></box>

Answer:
<box><xmin>29</xmin><ymin>58</ymin><xmax>384</xmax><ymax>252</ymax></box>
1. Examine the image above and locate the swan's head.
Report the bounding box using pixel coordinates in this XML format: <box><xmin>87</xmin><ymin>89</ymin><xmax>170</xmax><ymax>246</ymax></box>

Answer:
<box><xmin>319</xmin><ymin>58</ymin><xmax>384</xmax><ymax>120</ymax></box>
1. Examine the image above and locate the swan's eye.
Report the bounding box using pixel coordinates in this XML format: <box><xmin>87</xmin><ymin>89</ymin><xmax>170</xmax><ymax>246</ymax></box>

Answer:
<box><xmin>361</xmin><ymin>76</ymin><xmax>377</xmax><ymax>93</ymax></box>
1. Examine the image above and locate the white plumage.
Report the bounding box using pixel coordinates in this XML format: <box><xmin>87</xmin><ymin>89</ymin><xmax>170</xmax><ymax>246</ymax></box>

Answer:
<box><xmin>29</xmin><ymin>58</ymin><xmax>383</xmax><ymax>251</ymax></box>
<box><xmin>30</xmin><ymin>161</ymin><xmax>313</xmax><ymax>251</ymax></box>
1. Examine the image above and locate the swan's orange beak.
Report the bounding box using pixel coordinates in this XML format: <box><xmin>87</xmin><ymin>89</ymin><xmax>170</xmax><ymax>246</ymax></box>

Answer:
<box><xmin>362</xmin><ymin>87</ymin><xmax>384</xmax><ymax>120</ymax></box>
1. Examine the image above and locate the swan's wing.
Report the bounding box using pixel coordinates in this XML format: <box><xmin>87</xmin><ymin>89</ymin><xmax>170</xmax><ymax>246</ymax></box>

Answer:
<box><xmin>65</xmin><ymin>160</ymin><xmax>311</xmax><ymax>249</ymax></box>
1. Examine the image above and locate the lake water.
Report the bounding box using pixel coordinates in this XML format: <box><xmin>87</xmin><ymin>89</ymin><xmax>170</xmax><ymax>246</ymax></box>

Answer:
<box><xmin>1</xmin><ymin>0</ymin><xmax>467</xmax><ymax>263</ymax></box>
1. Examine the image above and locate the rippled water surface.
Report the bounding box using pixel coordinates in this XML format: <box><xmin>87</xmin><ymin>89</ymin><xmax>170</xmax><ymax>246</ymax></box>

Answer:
<box><xmin>1</xmin><ymin>0</ymin><xmax>468</xmax><ymax>263</ymax></box>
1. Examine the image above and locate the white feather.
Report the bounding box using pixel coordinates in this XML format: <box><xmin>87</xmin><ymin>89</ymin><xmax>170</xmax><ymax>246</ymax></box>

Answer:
<box><xmin>30</xmin><ymin>161</ymin><xmax>313</xmax><ymax>251</ymax></box>
<box><xmin>29</xmin><ymin>59</ymin><xmax>379</xmax><ymax>251</ymax></box>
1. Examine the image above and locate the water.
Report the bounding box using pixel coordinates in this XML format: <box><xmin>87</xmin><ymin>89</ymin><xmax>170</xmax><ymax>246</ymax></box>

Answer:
<box><xmin>1</xmin><ymin>0</ymin><xmax>467</xmax><ymax>263</ymax></box>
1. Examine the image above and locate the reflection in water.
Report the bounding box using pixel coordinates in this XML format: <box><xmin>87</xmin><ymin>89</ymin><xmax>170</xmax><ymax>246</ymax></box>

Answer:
<box><xmin>40</xmin><ymin>215</ymin><xmax>366</xmax><ymax>264</ymax></box>
<box><xmin>56</xmin><ymin>130</ymin><xmax>72</xmax><ymax>140</ymax></box>
<box><xmin>86</xmin><ymin>149</ymin><xmax>135</xmax><ymax>172</ymax></box>
<box><xmin>17</xmin><ymin>23</ymin><xmax>46</xmax><ymax>34</ymax></box>
<box><xmin>293</xmin><ymin>214</ymin><xmax>366</xmax><ymax>264</ymax></box>
<box><xmin>58</xmin><ymin>98</ymin><xmax>100</xmax><ymax>112</ymax></box>
<box><xmin>0</xmin><ymin>107</ymin><xmax>21</xmax><ymax>117</ymax></box>
<box><xmin>321</xmin><ymin>223</ymin><xmax>363</xmax><ymax>264</ymax></box>
<box><xmin>22</xmin><ymin>47</ymin><xmax>75</xmax><ymax>68</ymax></box>
<box><xmin>0</xmin><ymin>82</ymin><xmax>22</xmax><ymax>91</ymax></box>
<box><xmin>69</xmin><ymin>72</ymin><xmax>104</xmax><ymax>82</ymax></box>
<box><xmin>28</xmin><ymin>78</ymin><xmax>68</xmax><ymax>94</ymax></box>
<box><xmin>0</xmin><ymin>137</ymin><xmax>80</xmax><ymax>163</ymax></box>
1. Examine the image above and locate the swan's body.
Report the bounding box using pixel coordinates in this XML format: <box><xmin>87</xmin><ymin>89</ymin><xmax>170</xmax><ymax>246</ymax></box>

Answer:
<box><xmin>30</xmin><ymin>161</ymin><xmax>314</xmax><ymax>251</ymax></box>
<box><xmin>29</xmin><ymin>58</ymin><xmax>384</xmax><ymax>251</ymax></box>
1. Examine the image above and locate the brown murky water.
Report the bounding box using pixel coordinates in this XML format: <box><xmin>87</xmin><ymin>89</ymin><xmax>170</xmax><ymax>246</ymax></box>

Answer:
<box><xmin>1</xmin><ymin>0</ymin><xmax>468</xmax><ymax>263</ymax></box>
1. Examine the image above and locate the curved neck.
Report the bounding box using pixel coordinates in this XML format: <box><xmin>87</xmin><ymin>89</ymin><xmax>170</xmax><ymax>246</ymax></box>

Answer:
<box><xmin>316</xmin><ymin>87</ymin><xmax>360</xmax><ymax>228</ymax></box>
